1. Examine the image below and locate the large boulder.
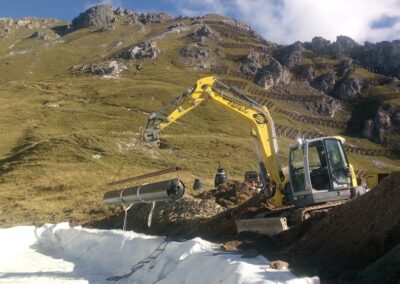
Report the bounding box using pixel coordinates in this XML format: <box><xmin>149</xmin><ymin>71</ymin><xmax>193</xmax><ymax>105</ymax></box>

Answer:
<box><xmin>334</xmin><ymin>77</ymin><xmax>361</xmax><ymax>100</ymax></box>
<box><xmin>120</xmin><ymin>41</ymin><xmax>160</xmax><ymax>60</ymax></box>
<box><xmin>255</xmin><ymin>57</ymin><xmax>290</xmax><ymax>90</ymax></box>
<box><xmin>311</xmin><ymin>72</ymin><xmax>335</xmax><ymax>94</ymax></box>
<box><xmin>239</xmin><ymin>52</ymin><xmax>261</xmax><ymax>77</ymax></box>
<box><xmin>71</xmin><ymin>4</ymin><xmax>115</xmax><ymax>30</ymax></box>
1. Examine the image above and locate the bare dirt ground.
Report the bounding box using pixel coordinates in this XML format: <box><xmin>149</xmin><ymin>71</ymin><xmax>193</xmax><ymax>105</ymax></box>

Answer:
<box><xmin>88</xmin><ymin>173</ymin><xmax>400</xmax><ymax>284</ymax></box>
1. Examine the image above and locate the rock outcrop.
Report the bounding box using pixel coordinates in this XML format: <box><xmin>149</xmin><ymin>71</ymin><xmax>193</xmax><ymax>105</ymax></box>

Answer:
<box><xmin>351</xmin><ymin>40</ymin><xmax>400</xmax><ymax>78</ymax></box>
<box><xmin>307</xmin><ymin>36</ymin><xmax>399</xmax><ymax>77</ymax></box>
<box><xmin>167</xmin><ymin>22</ymin><xmax>185</xmax><ymax>30</ymax></box>
<box><xmin>363</xmin><ymin>104</ymin><xmax>400</xmax><ymax>144</ymax></box>
<box><xmin>30</xmin><ymin>30</ymin><xmax>48</xmax><ymax>40</ymax></box>
<box><xmin>294</xmin><ymin>65</ymin><xmax>315</xmax><ymax>82</ymax></box>
<box><xmin>76</xmin><ymin>60</ymin><xmax>127</xmax><ymax>77</ymax></box>
<box><xmin>311</xmin><ymin>72</ymin><xmax>335</xmax><ymax>94</ymax></box>
<box><xmin>335</xmin><ymin>35</ymin><xmax>359</xmax><ymax>54</ymax></box>
<box><xmin>313</xmin><ymin>97</ymin><xmax>341</xmax><ymax>117</ymax></box>
<box><xmin>334</xmin><ymin>77</ymin><xmax>361</xmax><ymax>100</ymax></box>
<box><xmin>310</xmin><ymin>36</ymin><xmax>331</xmax><ymax>54</ymax></box>
<box><xmin>191</xmin><ymin>25</ymin><xmax>220</xmax><ymax>42</ymax></box>
<box><xmin>0</xmin><ymin>18</ymin><xmax>14</xmax><ymax>38</ymax></box>
<box><xmin>0</xmin><ymin>18</ymin><xmax>13</xmax><ymax>27</ymax></box>
<box><xmin>71</xmin><ymin>4</ymin><xmax>115</xmax><ymax>30</ymax></box>
<box><xmin>16</xmin><ymin>18</ymin><xmax>41</xmax><ymax>29</ymax></box>
<box><xmin>362</xmin><ymin>119</ymin><xmax>375</xmax><ymax>140</ymax></box>
<box><xmin>308</xmin><ymin>35</ymin><xmax>358</xmax><ymax>58</ymax></box>
<box><xmin>239</xmin><ymin>52</ymin><xmax>261</xmax><ymax>77</ymax></box>
<box><xmin>120</xmin><ymin>41</ymin><xmax>160</xmax><ymax>60</ymax></box>
<box><xmin>221</xmin><ymin>18</ymin><xmax>251</xmax><ymax>31</ymax></box>
<box><xmin>180</xmin><ymin>43</ymin><xmax>212</xmax><ymax>68</ymax></box>
<box><xmin>113</xmin><ymin>7</ymin><xmax>137</xmax><ymax>25</ymax></box>
<box><xmin>255</xmin><ymin>57</ymin><xmax>290</xmax><ymax>90</ymax></box>
<box><xmin>338</xmin><ymin>58</ymin><xmax>354</xmax><ymax>76</ymax></box>
<box><xmin>0</xmin><ymin>27</ymin><xmax>11</xmax><ymax>38</ymax></box>
<box><xmin>138</xmin><ymin>12</ymin><xmax>172</xmax><ymax>24</ymax></box>
<box><xmin>275</xmin><ymin>42</ymin><xmax>303</xmax><ymax>68</ymax></box>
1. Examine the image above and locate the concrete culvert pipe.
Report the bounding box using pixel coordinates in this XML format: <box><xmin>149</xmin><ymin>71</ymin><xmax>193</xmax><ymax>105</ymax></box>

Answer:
<box><xmin>103</xmin><ymin>179</ymin><xmax>185</xmax><ymax>205</ymax></box>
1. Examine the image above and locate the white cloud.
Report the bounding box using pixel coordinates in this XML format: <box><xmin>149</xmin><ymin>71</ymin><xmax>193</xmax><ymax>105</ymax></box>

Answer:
<box><xmin>174</xmin><ymin>0</ymin><xmax>400</xmax><ymax>44</ymax></box>
<box><xmin>173</xmin><ymin>0</ymin><xmax>228</xmax><ymax>16</ymax></box>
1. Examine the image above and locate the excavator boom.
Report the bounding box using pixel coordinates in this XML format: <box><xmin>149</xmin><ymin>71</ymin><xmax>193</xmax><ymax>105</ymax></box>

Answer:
<box><xmin>143</xmin><ymin>76</ymin><xmax>284</xmax><ymax>206</ymax></box>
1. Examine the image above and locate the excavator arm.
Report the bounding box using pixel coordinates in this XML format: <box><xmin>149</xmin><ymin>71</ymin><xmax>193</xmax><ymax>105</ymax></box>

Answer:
<box><xmin>142</xmin><ymin>76</ymin><xmax>285</xmax><ymax>207</ymax></box>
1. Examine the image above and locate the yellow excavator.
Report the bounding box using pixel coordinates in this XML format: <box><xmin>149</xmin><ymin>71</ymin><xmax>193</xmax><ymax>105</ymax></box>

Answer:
<box><xmin>142</xmin><ymin>76</ymin><xmax>364</xmax><ymax>235</ymax></box>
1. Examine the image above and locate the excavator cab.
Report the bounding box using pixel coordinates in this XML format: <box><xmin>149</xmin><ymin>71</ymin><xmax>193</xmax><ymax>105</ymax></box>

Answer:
<box><xmin>287</xmin><ymin>137</ymin><xmax>354</xmax><ymax>207</ymax></box>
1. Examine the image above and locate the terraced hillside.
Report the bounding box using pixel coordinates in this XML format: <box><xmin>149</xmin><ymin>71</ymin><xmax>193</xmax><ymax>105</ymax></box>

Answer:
<box><xmin>0</xmin><ymin>5</ymin><xmax>399</xmax><ymax>226</ymax></box>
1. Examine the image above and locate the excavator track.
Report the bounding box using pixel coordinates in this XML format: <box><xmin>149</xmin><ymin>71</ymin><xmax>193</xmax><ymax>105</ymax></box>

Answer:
<box><xmin>254</xmin><ymin>200</ymin><xmax>346</xmax><ymax>222</ymax></box>
<box><xmin>289</xmin><ymin>200</ymin><xmax>347</xmax><ymax>225</ymax></box>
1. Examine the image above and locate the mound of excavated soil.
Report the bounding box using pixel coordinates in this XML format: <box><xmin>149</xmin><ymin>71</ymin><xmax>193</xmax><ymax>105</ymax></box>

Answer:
<box><xmin>89</xmin><ymin>195</ymin><xmax>230</xmax><ymax>240</ymax></box>
<box><xmin>89</xmin><ymin>191</ymin><xmax>270</xmax><ymax>241</ymax></box>
<box><xmin>280</xmin><ymin>172</ymin><xmax>400</xmax><ymax>283</ymax></box>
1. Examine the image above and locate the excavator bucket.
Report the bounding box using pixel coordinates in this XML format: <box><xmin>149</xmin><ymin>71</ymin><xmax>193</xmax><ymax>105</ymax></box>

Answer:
<box><xmin>235</xmin><ymin>217</ymin><xmax>289</xmax><ymax>236</ymax></box>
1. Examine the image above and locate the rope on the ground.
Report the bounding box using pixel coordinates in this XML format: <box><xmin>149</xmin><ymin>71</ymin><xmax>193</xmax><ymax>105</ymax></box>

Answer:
<box><xmin>107</xmin><ymin>240</ymin><xmax>168</xmax><ymax>281</ymax></box>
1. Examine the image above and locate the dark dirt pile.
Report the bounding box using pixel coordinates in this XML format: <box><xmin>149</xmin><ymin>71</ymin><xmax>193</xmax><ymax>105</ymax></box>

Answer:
<box><xmin>89</xmin><ymin>195</ymin><xmax>227</xmax><ymax>240</ymax></box>
<box><xmin>88</xmin><ymin>190</ymin><xmax>270</xmax><ymax>241</ymax></box>
<box><xmin>211</xmin><ymin>181</ymin><xmax>259</xmax><ymax>208</ymax></box>
<box><xmin>89</xmin><ymin>181</ymin><xmax>265</xmax><ymax>241</ymax></box>
<box><xmin>279</xmin><ymin>171</ymin><xmax>400</xmax><ymax>283</ymax></box>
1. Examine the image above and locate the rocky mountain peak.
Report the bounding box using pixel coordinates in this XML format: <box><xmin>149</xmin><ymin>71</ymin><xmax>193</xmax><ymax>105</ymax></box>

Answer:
<box><xmin>310</xmin><ymin>36</ymin><xmax>331</xmax><ymax>53</ymax></box>
<box><xmin>336</xmin><ymin>35</ymin><xmax>359</xmax><ymax>52</ymax></box>
<box><xmin>71</xmin><ymin>4</ymin><xmax>115</xmax><ymax>30</ymax></box>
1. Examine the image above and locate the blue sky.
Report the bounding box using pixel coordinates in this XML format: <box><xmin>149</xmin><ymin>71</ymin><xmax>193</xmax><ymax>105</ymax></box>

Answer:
<box><xmin>1</xmin><ymin>0</ymin><xmax>399</xmax><ymax>44</ymax></box>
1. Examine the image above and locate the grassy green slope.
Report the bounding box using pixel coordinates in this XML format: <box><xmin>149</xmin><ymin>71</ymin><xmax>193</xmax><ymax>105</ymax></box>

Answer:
<box><xmin>0</xmin><ymin>16</ymin><xmax>399</xmax><ymax>227</ymax></box>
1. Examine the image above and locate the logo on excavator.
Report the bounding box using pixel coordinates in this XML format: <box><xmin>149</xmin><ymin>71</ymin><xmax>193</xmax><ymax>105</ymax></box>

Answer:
<box><xmin>253</xmin><ymin>113</ymin><xmax>267</xmax><ymax>124</ymax></box>
<box><xmin>226</xmin><ymin>100</ymin><xmax>249</xmax><ymax>114</ymax></box>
